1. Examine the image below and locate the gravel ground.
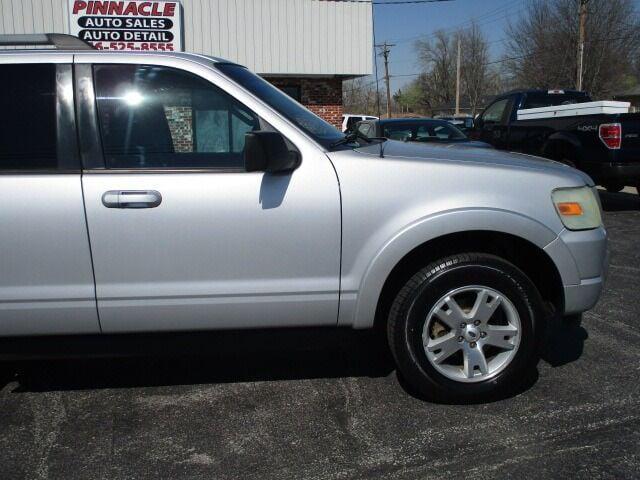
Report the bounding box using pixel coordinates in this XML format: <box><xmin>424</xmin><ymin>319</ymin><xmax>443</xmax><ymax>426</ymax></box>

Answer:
<box><xmin>0</xmin><ymin>190</ymin><xmax>638</xmax><ymax>480</ymax></box>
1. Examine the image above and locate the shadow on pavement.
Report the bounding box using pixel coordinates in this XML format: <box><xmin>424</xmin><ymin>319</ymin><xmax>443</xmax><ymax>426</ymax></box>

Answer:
<box><xmin>598</xmin><ymin>189</ymin><xmax>639</xmax><ymax>212</ymax></box>
<box><xmin>0</xmin><ymin>328</ymin><xmax>394</xmax><ymax>393</ymax></box>
<box><xmin>0</xmin><ymin>316</ymin><xmax>589</xmax><ymax>399</ymax></box>
<box><xmin>540</xmin><ymin>314</ymin><xmax>588</xmax><ymax>367</ymax></box>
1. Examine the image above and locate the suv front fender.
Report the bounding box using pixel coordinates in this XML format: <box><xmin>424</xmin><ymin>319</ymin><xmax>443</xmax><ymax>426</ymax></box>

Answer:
<box><xmin>341</xmin><ymin>208</ymin><xmax>577</xmax><ymax>329</ymax></box>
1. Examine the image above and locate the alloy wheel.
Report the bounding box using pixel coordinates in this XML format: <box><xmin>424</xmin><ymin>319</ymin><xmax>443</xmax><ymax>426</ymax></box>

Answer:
<box><xmin>422</xmin><ymin>285</ymin><xmax>521</xmax><ymax>383</ymax></box>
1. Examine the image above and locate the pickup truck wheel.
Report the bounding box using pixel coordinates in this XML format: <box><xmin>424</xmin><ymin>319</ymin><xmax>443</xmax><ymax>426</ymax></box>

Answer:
<box><xmin>387</xmin><ymin>253</ymin><xmax>544</xmax><ymax>403</ymax></box>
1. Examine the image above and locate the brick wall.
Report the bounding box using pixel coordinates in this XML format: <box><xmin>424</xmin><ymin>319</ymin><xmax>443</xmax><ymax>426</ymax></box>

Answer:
<box><xmin>164</xmin><ymin>106</ymin><xmax>193</xmax><ymax>153</ymax></box>
<box><xmin>163</xmin><ymin>89</ymin><xmax>194</xmax><ymax>153</ymax></box>
<box><xmin>266</xmin><ymin>77</ymin><xmax>344</xmax><ymax>130</ymax></box>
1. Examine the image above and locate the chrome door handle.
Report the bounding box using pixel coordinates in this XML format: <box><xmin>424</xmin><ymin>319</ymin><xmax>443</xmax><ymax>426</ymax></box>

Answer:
<box><xmin>101</xmin><ymin>190</ymin><xmax>162</xmax><ymax>209</ymax></box>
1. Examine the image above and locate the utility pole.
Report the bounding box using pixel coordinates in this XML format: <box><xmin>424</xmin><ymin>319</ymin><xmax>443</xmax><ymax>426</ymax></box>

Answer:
<box><xmin>375</xmin><ymin>42</ymin><xmax>395</xmax><ymax>118</ymax></box>
<box><xmin>576</xmin><ymin>0</ymin><xmax>589</xmax><ymax>91</ymax></box>
<box><xmin>455</xmin><ymin>37</ymin><xmax>461</xmax><ymax>116</ymax></box>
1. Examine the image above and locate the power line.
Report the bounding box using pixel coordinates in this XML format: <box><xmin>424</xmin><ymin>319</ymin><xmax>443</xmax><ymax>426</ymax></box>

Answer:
<box><xmin>371</xmin><ymin>2</ymin><xmax>382</xmax><ymax>117</ymax></box>
<box><xmin>335</xmin><ymin>0</ymin><xmax>456</xmax><ymax>4</ymax></box>
<box><xmin>388</xmin><ymin>0</ymin><xmax>526</xmax><ymax>44</ymax></box>
<box><xmin>375</xmin><ymin>0</ymin><xmax>454</xmax><ymax>3</ymax></box>
<box><xmin>390</xmin><ymin>32</ymin><xmax>512</xmax><ymax>66</ymax></box>
<box><xmin>386</xmin><ymin>31</ymin><xmax>640</xmax><ymax>81</ymax></box>
<box><xmin>375</xmin><ymin>42</ymin><xmax>396</xmax><ymax>117</ymax></box>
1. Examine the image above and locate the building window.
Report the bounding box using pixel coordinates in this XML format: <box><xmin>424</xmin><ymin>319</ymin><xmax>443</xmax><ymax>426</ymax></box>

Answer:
<box><xmin>279</xmin><ymin>85</ymin><xmax>302</xmax><ymax>102</ymax></box>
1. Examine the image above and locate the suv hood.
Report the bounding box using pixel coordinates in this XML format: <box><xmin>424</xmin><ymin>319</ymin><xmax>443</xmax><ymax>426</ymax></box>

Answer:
<box><xmin>354</xmin><ymin>140</ymin><xmax>594</xmax><ymax>185</ymax></box>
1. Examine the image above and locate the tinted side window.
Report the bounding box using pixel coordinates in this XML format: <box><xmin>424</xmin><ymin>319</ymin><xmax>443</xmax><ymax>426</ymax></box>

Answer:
<box><xmin>356</xmin><ymin>122</ymin><xmax>372</xmax><ymax>137</ymax></box>
<box><xmin>482</xmin><ymin>99</ymin><xmax>510</xmax><ymax>124</ymax></box>
<box><xmin>383</xmin><ymin>125</ymin><xmax>413</xmax><ymax>141</ymax></box>
<box><xmin>0</xmin><ymin>64</ymin><xmax>58</xmax><ymax>170</ymax></box>
<box><xmin>93</xmin><ymin>65</ymin><xmax>260</xmax><ymax>169</ymax></box>
<box><xmin>522</xmin><ymin>94</ymin><xmax>590</xmax><ymax>110</ymax></box>
<box><xmin>426</xmin><ymin>123</ymin><xmax>466</xmax><ymax>140</ymax></box>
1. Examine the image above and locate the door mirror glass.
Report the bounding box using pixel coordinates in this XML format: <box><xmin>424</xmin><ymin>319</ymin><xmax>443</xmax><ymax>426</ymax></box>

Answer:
<box><xmin>244</xmin><ymin>131</ymin><xmax>300</xmax><ymax>173</ymax></box>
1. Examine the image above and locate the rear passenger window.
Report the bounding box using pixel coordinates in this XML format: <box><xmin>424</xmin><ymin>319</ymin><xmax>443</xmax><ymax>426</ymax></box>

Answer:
<box><xmin>482</xmin><ymin>99</ymin><xmax>510</xmax><ymax>124</ymax></box>
<box><xmin>0</xmin><ymin>64</ymin><xmax>58</xmax><ymax>170</ymax></box>
<box><xmin>356</xmin><ymin>122</ymin><xmax>372</xmax><ymax>137</ymax></box>
<box><xmin>93</xmin><ymin>65</ymin><xmax>261</xmax><ymax>169</ymax></box>
<box><xmin>522</xmin><ymin>94</ymin><xmax>590</xmax><ymax>110</ymax></box>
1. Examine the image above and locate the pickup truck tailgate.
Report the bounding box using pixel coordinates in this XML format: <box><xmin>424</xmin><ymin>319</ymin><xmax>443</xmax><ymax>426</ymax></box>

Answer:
<box><xmin>620</xmin><ymin>113</ymin><xmax>640</xmax><ymax>158</ymax></box>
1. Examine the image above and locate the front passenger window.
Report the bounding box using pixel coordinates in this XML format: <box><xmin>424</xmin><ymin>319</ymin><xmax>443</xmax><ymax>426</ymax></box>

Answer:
<box><xmin>94</xmin><ymin>64</ymin><xmax>261</xmax><ymax>169</ymax></box>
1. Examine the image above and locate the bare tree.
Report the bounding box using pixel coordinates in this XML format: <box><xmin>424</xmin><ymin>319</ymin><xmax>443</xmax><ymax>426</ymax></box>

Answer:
<box><xmin>414</xmin><ymin>26</ymin><xmax>498</xmax><ymax>115</ymax></box>
<box><xmin>503</xmin><ymin>0</ymin><xmax>640</xmax><ymax>97</ymax></box>
<box><xmin>459</xmin><ymin>22</ymin><xmax>496</xmax><ymax>115</ymax></box>
<box><xmin>416</xmin><ymin>30</ymin><xmax>457</xmax><ymax>111</ymax></box>
<box><xmin>343</xmin><ymin>77</ymin><xmax>382</xmax><ymax>115</ymax></box>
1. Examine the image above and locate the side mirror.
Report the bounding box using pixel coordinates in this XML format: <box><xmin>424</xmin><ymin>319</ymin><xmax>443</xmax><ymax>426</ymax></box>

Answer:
<box><xmin>244</xmin><ymin>131</ymin><xmax>301</xmax><ymax>173</ymax></box>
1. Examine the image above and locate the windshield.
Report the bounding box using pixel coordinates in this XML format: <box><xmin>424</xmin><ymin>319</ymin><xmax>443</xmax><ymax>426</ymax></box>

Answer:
<box><xmin>383</xmin><ymin>121</ymin><xmax>468</xmax><ymax>142</ymax></box>
<box><xmin>215</xmin><ymin>63</ymin><xmax>345</xmax><ymax>149</ymax></box>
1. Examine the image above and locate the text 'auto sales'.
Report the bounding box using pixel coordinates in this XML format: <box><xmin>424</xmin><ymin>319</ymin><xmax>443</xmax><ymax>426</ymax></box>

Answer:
<box><xmin>69</xmin><ymin>0</ymin><xmax>182</xmax><ymax>51</ymax></box>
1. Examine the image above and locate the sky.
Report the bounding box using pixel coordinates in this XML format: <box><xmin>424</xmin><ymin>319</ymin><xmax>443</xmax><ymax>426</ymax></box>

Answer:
<box><xmin>371</xmin><ymin>0</ymin><xmax>527</xmax><ymax>93</ymax></box>
<box><xmin>371</xmin><ymin>0</ymin><xmax>639</xmax><ymax>94</ymax></box>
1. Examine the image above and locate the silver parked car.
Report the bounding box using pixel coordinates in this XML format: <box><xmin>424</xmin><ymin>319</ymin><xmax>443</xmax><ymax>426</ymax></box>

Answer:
<box><xmin>0</xmin><ymin>35</ymin><xmax>607</xmax><ymax>402</ymax></box>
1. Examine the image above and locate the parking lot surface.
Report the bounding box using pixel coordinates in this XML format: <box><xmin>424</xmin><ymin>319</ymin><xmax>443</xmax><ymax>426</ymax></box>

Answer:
<box><xmin>0</xmin><ymin>190</ymin><xmax>638</xmax><ymax>480</ymax></box>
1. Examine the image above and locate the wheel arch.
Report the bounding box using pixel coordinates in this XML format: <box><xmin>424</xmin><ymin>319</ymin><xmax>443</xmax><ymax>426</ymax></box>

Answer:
<box><xmin>542</xmin><ymin>133</ymin><xmax>582</xmax><ymax>164</ymax></box>
<box><xmin>350</xmin><ymin>209</ymin><xmax>567</xmax><ymax>329</ymax></box>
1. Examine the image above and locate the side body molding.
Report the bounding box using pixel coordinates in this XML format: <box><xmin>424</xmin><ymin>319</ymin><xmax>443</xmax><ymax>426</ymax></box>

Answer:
<box><xmin>341</xmin><ymin>208</ymin><xmax>575</xmax><ymax>329</ymax></box>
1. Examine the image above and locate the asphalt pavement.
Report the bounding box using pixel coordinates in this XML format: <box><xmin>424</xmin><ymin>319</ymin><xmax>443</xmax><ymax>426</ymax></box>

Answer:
<box><xmin>0</xmin><ymin>190</ymin><xmax>638</xmax><ymax>480</ymax></box>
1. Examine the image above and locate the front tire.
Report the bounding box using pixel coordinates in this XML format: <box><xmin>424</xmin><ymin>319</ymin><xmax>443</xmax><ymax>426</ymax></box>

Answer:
<box><xmin>387</xmin><ymin>253</ymin><xmax>544</xmax><ymax>403</ymax></box>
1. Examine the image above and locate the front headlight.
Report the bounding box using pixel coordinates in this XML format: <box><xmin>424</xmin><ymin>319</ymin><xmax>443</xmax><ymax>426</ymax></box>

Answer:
<box><xmin>552</xmin><ymin>186</ymin><xmax>603</xmax><ymax>231</ymax></box>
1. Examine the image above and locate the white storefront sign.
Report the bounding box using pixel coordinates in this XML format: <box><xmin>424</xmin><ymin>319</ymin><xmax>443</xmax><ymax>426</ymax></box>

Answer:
<box><xmin>69</xmin><ymin>0</ymin><xmax>182</xmax><ymax>52</ymax></box>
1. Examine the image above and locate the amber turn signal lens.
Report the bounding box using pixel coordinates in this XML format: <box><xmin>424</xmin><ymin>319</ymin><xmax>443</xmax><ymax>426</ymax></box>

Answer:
<box><xmin>557</xmin><ymin>202</ymin><xmax>583</xmax><ymax>216</ymax></box>
<box><xmin>552</xmin><ymin>187</ymin><xmax>602</xmax><ymax>230</ymax></box>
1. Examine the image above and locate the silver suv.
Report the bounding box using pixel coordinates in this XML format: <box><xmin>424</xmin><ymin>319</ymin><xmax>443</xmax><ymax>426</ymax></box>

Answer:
<box><xmin>0</xmin><ymin>35</ymin><xmax>607</xmax><ymax>401</ymax></box>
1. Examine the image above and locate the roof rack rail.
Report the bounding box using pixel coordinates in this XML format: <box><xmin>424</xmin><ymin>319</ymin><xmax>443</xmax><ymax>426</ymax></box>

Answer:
<box><xmin>0</xmin><ymin>33</ymin><xmax>95</xmax><ymax>50</ymax></box>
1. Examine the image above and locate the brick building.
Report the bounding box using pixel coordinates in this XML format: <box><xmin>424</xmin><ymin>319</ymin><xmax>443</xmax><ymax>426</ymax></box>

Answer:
<box><xmin>0</xmin><ymin>0</ymin><xmax>373</xmax><ymax>129</ymax></box>
<box><xmin>268</xmin><ymin>77</ymin><xmax>344</xmax><ymax>128</ymax></box>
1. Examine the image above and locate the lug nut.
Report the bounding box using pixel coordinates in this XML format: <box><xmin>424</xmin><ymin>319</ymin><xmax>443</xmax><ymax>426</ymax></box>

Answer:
<box><xmin>458</xmin><ymin>336</ymin><xmax>464</xmax><ymax>342</ymax></box>
<box><xmin>460</xmin><ymin>322</ymin><xmax>466</xmax><ymax>329</ymax></box>
<box><xmin>480</xmin><ymin>331</ymin><xmax>487</xmax><ymax>338</ymax></box>
<box><xmin>474</xmin><ymin>320</ymin><xmax>481</xmax><ymax>326</ymax></box>
<box><xmin>470</xmin><ymin>342</ymin><xmax>477</xmax><ymax>348</ymax></box>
